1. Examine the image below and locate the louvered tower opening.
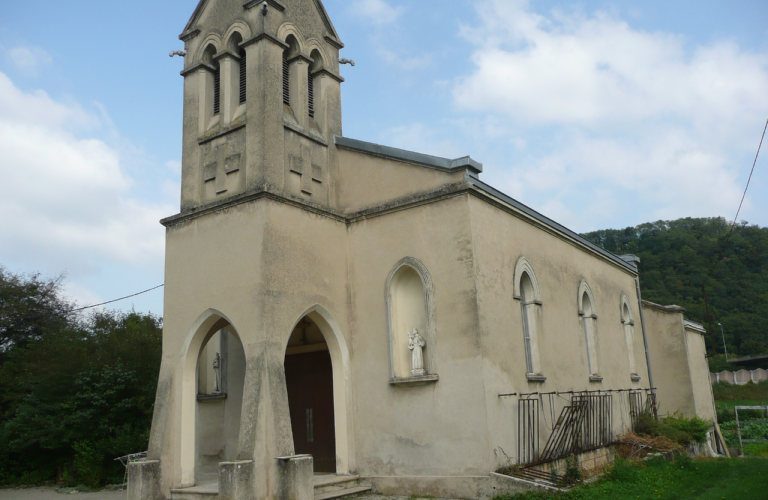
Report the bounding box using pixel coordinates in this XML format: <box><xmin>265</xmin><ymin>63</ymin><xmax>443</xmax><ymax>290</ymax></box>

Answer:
<box><xmin>308</xmin><ymin>66</ymin><xmax>315</xmax><ymax>119</ymax></box>
<box><xmin>282</xmin><ymin>56</ymin><xmax>290</xmax><ymax>106</ymax></box>
<box><xmin>213</xmin><ymin>66</ymin><xmax>221</xmax><ymax>115</ymax></box>
<box><xmin>239</xmin><ymin>49</ymin><xmax>247</xmax><ymax>104</ymax></box>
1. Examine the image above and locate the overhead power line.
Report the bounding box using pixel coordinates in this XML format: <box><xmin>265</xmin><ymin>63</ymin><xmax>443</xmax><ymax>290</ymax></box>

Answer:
<box><xmin>70</xmin><ymin>284</ymin><xmax>165</xmax><ymax>313</ymax></box>
<box><xmin>701</xmin><ymin>116</ymin><xmax>767</xmax><ymax>353</ymax></box>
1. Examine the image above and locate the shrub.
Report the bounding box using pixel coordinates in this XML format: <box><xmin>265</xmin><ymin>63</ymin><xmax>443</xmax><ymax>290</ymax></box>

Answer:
<box><xmin>662</xmin><ymin>414</ymin><xmax>710</xmax><ymax>443</ymax></box>
<box><xmin>635</xmin><ymin>414</ymin><xmax>694</xmax><ymax>444</ymax></box>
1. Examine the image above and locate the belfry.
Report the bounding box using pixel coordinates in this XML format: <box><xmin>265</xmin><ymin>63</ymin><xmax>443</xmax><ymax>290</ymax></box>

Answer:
<box><xmin>128</xmin><ymin>1</ymin><xmax>719</xmax><ymax>499</ymax></box>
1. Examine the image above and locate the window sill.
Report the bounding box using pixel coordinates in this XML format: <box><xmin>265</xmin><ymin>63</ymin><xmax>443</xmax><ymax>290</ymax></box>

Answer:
<box><xmin>197</xmin><ymin>392</ymin><xmax>227</xmax><ymax>402</ymax></box>
<box><xmin>389</xmin><ymin>374</ymin><xmax>439</xmax><ymax>387</ymax></box>
<box><xmin>630</xmin><ymin>374</ymin><xmax>642</xmax><ymax>382</ymax></box>
<box><xmin>526</xmin><ymin>374</ymin><xmax>547</xmax><ymax>383</ymax></box>
<box><xmin>589</xmin><ymin>375</ymin><xmax>603</xmax><ymax>382</ymax></box>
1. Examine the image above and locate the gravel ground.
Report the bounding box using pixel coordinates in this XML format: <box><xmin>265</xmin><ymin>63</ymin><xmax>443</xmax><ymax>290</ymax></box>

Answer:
<box><xmin>0</xmin><ymin>488</ymin><xmax>125</xmax><ymax>500</ymax></box>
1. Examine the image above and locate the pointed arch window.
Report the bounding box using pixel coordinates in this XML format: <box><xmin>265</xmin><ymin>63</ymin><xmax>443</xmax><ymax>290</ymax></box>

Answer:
<box><xmin>514</xmin><ymin>257</ymin><xmax>544</xmax><ymax>381</ymax></box>
<box><xmin>213</xmin><ymin>65</ymin><xmax>221</xmax><ymax>115</ymax></box>
<box><xmin>239</xmin><ymin>48</ymin><xmax>247</xmax><ymax>104</ymax></box>
<box><xmin>282</xmin><ymin>53</ymin><xmax>290</xmax><ymax>106</ymax></box>
<box><xmin>621</xmin><ymin>295</ymin><xmax>641</xmax><ymax>381</ymax></box>
<box><xmin>578</xmin><ymin>281</ymin><xmax>600</xmax><ymax>380</ymax></box>
<box><xmin>385</xmin><ymin>257</ymin><xmax>438</xmax><ymax>385</ymax></box>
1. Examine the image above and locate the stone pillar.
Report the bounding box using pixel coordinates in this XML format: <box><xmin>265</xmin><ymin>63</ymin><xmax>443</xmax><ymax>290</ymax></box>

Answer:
<box><xmin>278</xmin><ymin>455</ymin><xmax>314</xmax><ymax>500</ymax></box>
<box><xmin>219</xmin><ymin>460</ymin><xmax>255</xmax><ymax>500</ymax></box>
<box><xmin>243</xmin><ymin>34</ymin><xmax>288</xmax><ymax>190</ymax></box>
<box><xmin>127</xmin><ymin>461</ymin><xmax>162</xmax><ymax>500</ymax></box>
<box><xmin>221</xmin><ymin>342</ymin><xmax>295</xmax><ymax>500</ymax></box>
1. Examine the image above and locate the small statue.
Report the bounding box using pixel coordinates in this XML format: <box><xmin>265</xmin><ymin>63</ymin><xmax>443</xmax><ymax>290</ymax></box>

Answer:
<box><xmin>213</xmin><ymin>353</ymin><xmax>221</xmax><ymax>393</ymax></box>
<box><xmin>408</xmin><ymin>329</ymin><xmax>426</xmax><ymax>376</ymax></box>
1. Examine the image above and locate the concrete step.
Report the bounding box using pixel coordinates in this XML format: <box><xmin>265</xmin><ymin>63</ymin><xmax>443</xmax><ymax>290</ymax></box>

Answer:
<box><xmin>170</xmin><ymin>482</ymin><xmax>219</xmax><ymax>500</ymax></box>
<box><xmin>315</xmin><ymin>485</ymin><xmax>372</xmax><ymax>500</ymax></box>
<box><xmin>313</xmin><ymin>475</ymin><xmax>360</xmax><ymax>494</ymax></box>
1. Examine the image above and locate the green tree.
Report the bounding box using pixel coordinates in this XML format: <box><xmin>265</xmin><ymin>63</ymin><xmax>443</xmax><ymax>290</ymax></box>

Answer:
<box><xmin>0</xmin><ymin>268</ymin><xmax>162</xmax><ymax>487</ymax></box>
<box><xmin>582</xmin><ymin>218</ymin><xmax>768</xmax><ymax>360</ymax></box>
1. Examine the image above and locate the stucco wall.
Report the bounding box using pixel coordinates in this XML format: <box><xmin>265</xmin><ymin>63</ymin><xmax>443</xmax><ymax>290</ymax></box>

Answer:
<box><xmin>346</xmin><ymin>194</ymin><xmax>491</xmax><ymax>476</ymax></box>
<box><xmin>642</xmin><ymin>303</ymin><xmax>696</xmax><ymax>417</ymax></box>
<box><xmin>466</xmin><ymin>196</ymin><xmax>647</xmax><ymax>463</ymax></box>
<box><xmin>685</xmin><ymin>328</ymin><xmax>716</xmax><ymax>421</ymax></box>
<box><xmin>336</xmin><ymin>148</ymin><xmax>466</xmax><ymax>213</ymax></box>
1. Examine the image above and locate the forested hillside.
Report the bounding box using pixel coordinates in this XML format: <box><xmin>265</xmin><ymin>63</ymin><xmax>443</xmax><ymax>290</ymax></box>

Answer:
<box><xmin>582</xmin><ymin>217</ymin><xmax>768</xmax><ymax>358</ymax></box>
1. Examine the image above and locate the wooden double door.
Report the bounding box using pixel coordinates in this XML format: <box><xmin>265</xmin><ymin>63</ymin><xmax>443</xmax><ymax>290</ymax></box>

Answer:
<box><xmin>284</xmin><ymin>350</ymin><xmax>336</xmax><ymax>473</ymax></box>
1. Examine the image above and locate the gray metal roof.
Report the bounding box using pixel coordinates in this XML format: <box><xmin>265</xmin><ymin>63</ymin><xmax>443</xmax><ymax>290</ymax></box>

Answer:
<box><xmin>335</xmin><ymin>136</ymin><xmax>483</xmax><ymax>174</ymax></box>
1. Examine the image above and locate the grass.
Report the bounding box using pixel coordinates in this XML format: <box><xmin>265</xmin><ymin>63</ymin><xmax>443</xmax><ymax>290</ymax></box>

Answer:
<box><xmin>494</xmin><ymin>457</ymin><xmax>768</xmax><ymax>500</ymax></box>
<box><xmin>716</xmin><ymin>400</ymin><xmax>768</xmax><ymax>411</ymax></box>
<box><xmin>712</xmin><ymin>381</ymin><xmax>768</xmax><ymax>402</ymax></box>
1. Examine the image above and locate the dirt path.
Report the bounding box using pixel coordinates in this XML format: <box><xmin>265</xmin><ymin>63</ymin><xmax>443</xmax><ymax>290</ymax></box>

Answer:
<box><xmin>0</xmin><ymin>488</ymin><xmax>124</xmax><ymax>500</ymax></box>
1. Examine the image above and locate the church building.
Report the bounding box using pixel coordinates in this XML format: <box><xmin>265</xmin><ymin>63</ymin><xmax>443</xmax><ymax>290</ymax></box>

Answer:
<box><xmin>128</xmin><ymin>1</ymin><xmax>717</xmax><ymax>499</ymax></box>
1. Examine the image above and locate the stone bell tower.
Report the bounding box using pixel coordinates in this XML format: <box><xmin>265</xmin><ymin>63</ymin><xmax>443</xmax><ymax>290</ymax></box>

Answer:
<box><xmin>128</xmin><ymin>2</ymin><xmax>348</xmax><ymax>500</ymax></box>
<box><xmin>177</xmin><ymin>0</ymin><xmax>344</xmax><ymax>212</ymax></box>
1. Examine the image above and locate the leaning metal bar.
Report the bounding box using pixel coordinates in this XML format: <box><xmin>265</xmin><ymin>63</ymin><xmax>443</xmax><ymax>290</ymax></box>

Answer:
<box><xmin>734</xmin><ymin>406</ymin><xmax>768</xmax><ymax>456</ymax></box>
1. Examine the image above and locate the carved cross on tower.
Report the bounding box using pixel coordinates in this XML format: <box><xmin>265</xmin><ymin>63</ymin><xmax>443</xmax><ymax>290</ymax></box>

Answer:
<box><xmin>203</xmin><ymin>145</ymin><xmax>241</xmax><ymax>195</ymax></box>
<box><xmin>289</xmin><ymin>146</ymin><xmax>323</xmax><ymax>196</ymax></box>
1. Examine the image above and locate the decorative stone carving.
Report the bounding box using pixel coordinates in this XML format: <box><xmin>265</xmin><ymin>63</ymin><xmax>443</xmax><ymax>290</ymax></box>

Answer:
<box><xmin>213</xmin><ymin>352</ymin><xmax>222</xmax><ymax>393</ymax></box>
<box><xmin>408</xmin><ymin>329</ymin><xmax>426</xmax><ymax>376</ymax></box>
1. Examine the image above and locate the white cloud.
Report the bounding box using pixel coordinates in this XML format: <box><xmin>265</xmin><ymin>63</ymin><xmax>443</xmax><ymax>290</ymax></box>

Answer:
<box><xmin>349</xmin><ymin>0</ymin><xmax>404</xmax><ymax>26</ymax></box>
<box><xmin>0</xmin><ymin>72</ymin><xmax>171</xmax><ymax>276</ymax></box>
<box><xmin>450</xmin><ymin>0</ymin><xmax>768</xmax><ymax>230</ymax></box>
<box><xmin>2</xmin><ymin>45</ymin><xmax>52</xmax><ymax>75</ymax></box>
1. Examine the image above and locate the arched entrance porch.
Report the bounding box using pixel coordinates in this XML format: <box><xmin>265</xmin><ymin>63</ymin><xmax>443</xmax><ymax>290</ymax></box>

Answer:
<box><xmin>179</xmin><ymin>310</ymin><xmax>246</xmax><ymax>487</ymax></box>
<box><xmin>283</xmin><ymin>306</ymin><xmax>352</xmax><ymax>475</ymax></box>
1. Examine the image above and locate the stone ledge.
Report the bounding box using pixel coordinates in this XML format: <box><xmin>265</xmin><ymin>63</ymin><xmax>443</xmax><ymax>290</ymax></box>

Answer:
<box><xmin>630</xmin><ymin>374</ymin><xmax>642</xmax><ymax>382</ymax></box>
<box><xmin>197</xmin><ymin>393</ymin><xmax>227</xmax><ymax>402</ymax></box>
<box><xmin>389</xmin><ymin>374</ymin><xmax>439</xmax><ymax>386</ymax></box>
<box><xmin>526</xmin><ymin>374</ymin><xmax>547</xmax><ymax>383</ymax></box>
<box><xmin>589</xmin><ymin>375</ymin><xmax>604</xmax><ymax>382</ymax></box>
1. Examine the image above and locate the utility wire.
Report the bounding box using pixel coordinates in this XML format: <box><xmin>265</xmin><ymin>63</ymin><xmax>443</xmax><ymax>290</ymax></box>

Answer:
<box><xmin>701</xmin><ymin>116</ymin><xmax>767</xmax><ymax>351</ymax></box>
<box><xmin>721</xmin><ymin>117</ymin><xmax>768</xmax><ymax>251</ymax></box>
<box><xmin>70</xmin><ymin>284</ymin><xmax>164</xmax><ymax>313</ymax></box>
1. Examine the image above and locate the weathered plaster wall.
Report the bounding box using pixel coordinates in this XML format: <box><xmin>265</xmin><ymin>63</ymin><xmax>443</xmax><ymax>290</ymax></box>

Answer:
<box><xmin>465</xmin><ymin>195</ymin><xmax>647</xmax><ymax>464</ymax></box>
<box><xmin>685</xmin><ymin>327</ymin><xmax>716</xmax><ymax>421</ymax></box>
<box><xmin>335</xmin><ymin>149</ymin><xmax>466</xmax><ymax>213</ymax></box>
<box><xmin>642</xmin><ymin>302</ymin><xmax>696</xmax><ymax>417</ymax></box>
<box><xmin>346</xmin><ymin>194</ymin><xmax>491</xmax><ymax>477</ymax></box>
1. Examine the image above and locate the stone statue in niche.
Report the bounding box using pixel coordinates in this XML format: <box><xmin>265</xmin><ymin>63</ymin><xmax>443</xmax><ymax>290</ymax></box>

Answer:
<box><xmin>408</xmin><ymin>329</ymin><xmax>426</xmax><ymax>376</ymax></box>
<box><xmin>213</xmin><ymin>353</ymin><xmax>221</xmax><ymax>393</ymax></box>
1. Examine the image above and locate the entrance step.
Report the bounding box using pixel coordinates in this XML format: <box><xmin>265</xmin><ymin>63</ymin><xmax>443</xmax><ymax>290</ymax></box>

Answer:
<box><xmin>170</xmin><ymin>482</ymin><xmax>219</xmax><ymax>500</ymax></box>
<box><xmin>314</xmin><ymin>475</ymin><xmax>371</xmax><ymax>500</ymax></box>
<box><xmin>314</xmin><ymin>475</ymin><xmax>361</xmax><ymax>494</ymax></box>
<box><xmin>315</xmin><ymin>485</ymin><xmax>372</xmax><ymax>500</ymax></box>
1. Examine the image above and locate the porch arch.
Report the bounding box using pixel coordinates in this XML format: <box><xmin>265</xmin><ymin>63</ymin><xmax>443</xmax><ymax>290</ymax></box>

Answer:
<box><xmin>178</xmin><ymin>309</ymin><xmax>244</xmax><ymax>487</ymax></box>
<box><xmin>283</xmin><ymin>305</ymin><xmax>353</xmax><ymax>474</ymax></box>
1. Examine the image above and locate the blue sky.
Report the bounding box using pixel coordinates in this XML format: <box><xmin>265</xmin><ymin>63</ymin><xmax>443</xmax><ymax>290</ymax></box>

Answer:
<box><xmin>0</xmin><ymin>0</ymin><xmax>767</xmax><ymax>316</ymax></box>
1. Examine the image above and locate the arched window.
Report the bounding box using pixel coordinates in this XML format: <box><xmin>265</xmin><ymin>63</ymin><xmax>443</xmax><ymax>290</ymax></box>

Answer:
<box><xmin>203</xmin><ymin>44</ymin><xmax>220</xmax><ymax>116</ymax></box>
<box><xmin>514</xmin><ymin>257</ymin><xmax>544</xmax><ymax>379</ymax></box>
<box><xmin>308</xmin><ymin>49</ymin><xmax>324</xmax><ymax>120</ymax></box>
<box><xmin>239</xmin><ymin>48</ymin><xmax>247</xmax><ymax>104</ymax></box>
<box><xmin>578</xmin><ymin>280</ymin><xmax>600</xmax><ymax>379</ymax></box>
<box><xmin>282</xmin><ymin>35</ymin><xmax>299</xmax><ymax>107</ymax></box>
<box><xmin>227</xmin><ymin>31</ymin><xmax>246</xmax><ymax>106</ymax></box>
<box><xmin>621</xmin><ymin>295</ymin><xmax>640</xmax><ymax>381</ymax></box>
<box><xmin>385</xmin><ymin>258</ymin><xmax>437</xmax><ymax>383</ymax></box>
